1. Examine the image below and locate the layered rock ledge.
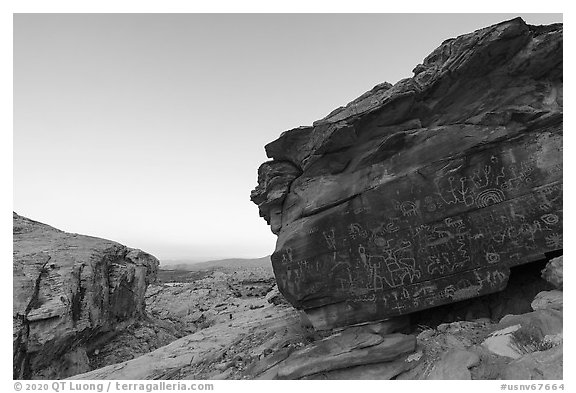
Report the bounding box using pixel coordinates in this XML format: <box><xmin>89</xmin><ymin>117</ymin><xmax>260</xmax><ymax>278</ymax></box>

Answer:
<box><xmin>13</xmin><ymin>213</ymin><xmax>159</xmax><ymax>379</ymax></box>
<box><xmin>251</xmin><ymin>18</ymin><xmax>563</xmax><ymax>330</ymax></box>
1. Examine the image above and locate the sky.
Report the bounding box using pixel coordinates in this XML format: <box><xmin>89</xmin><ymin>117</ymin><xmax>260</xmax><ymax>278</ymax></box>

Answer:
<box><xmin>13</xmin><ymin>13</ymin><xmax>563</xmax><ymax>261</ymax></box>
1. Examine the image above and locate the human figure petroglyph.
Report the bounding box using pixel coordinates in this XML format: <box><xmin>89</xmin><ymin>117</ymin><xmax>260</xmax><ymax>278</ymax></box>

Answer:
<box><xmin>435</xmin><ymin>175</ymin><xmax>476</xmax><ymax>207</ymax></box>
<box><xmin>393</xmin><ymin>240</ymin><xmax>421</xmax><ymax>283</ymax></box>
<box><xmin>323</xmin><ymin>228</ymin><xmax>337</xmax><ymax>250</ymax></box>
<box><xmin>357</xmin><ymin>241</ymin><xmax>421</xmax><ymax>289</ymax></box>
<box><xmin>472</xmin><ymin>165</ymin><xmax>492</xmax><ymax>189</ymax></box>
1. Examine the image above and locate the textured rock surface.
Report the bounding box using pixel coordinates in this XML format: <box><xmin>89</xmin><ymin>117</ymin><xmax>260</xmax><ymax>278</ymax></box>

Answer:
<box><xmin>13</xmin><ymin>213</ymin><xmax>159</xmax><ymax>379</ymax></box>
<box><xmin>70</xmin><ymin>268</ymin><xmax>562</xmax><ymax>380</ymax></box>
<box><xmin>265</xmin><ymin>285</ymin><xmax>290</xmax><ymax>306</ymax></box>
<box><xmin>501</xmin><ymin>345</ymin><xmax>562</xmax><ymax>380</ymax></box>
<box><xmin>251</xmin><ymin>18</ymin><xmax>563</xmax><ymax>329</ymax></box>
<box><xmin>541</xmin><ymin>256</ymin><xmax>563</xmax><ymax>289</ymax></box>
<box><xmin>272</xmin><ymin>332</ymin><xmax>415</xmax><ymax>380</ymax></box>
<box><xmin>426</xmin><ymin>349</ymin><xmax>480</xmax><ymax>379</ymax></box>
<box><xmin>531</xmin><ymin>290</ymin><xmax>563</xmax><ymax>311</ymax></box>
<box><xmin>70</xmin><ymin>305</ymin><xmax>313</xmax><ymax>380</ymax></box>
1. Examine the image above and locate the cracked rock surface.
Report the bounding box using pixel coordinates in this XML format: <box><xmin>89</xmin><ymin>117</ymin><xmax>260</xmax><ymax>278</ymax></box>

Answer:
<box><xmin>251</xmin><ymin>17</ymin><xmax>563</xmax><ymax>330</ymax></box>
<box><xmin>13</xmin><ymin>213</ymin><xmax>159</xmax><ymax>379</ymax></box>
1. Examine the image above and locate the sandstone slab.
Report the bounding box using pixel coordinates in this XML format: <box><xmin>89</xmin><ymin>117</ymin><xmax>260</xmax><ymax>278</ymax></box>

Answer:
<box><xmin>426</xmin><ymin>349</ymin><xmax>480</xmax><ymax>380</ymax></box>
<box><xmin>302</xmin><ymin>355</ymin><xmax>416</xmax><ymax>380</ymax></box>
<box><xmin>531</xmin><ymin>290</ymin><xmax>563</xmax><ymax>311</ymax></box>
<box><xmin>251</xmin><ymin>18</ymin><xmax>563</xmax><ymax>330</ymax></box>
<box><xmin>482</xmin><ymin>325</ymin><xmax>524</xmax><ymax>359</ymax></box>
<box><xmin>541</xmin><ymin>256</ymin><xmax>563</xmax><ymax>289</ymax></box>
<box><xmin>501</xmin><ymin>345</ymin><xmax>562</xmax><ymax>380</ymax></box>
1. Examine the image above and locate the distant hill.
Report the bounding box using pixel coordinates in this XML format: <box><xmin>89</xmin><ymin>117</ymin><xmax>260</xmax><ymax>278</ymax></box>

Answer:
<box><xmin>160</xmin><ymin>256</ymin><xmax>272</xmax><ymax>272</ymax></box>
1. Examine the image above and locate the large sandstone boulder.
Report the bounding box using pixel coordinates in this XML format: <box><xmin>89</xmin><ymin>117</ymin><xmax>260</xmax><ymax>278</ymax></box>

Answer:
<box><xmin>541</xmin><ymin>255</ymin><xmax>563</xmax><ymax>289</ymax></box>
<box><xmin>251</xmin><ymin>18</ymin><xmax>563</xmax><ymax>330</ymax></box>
<box><xmin>13</xmin><ymin>213</ymin><xmax>159</xmax><ymax>379</ymax></box>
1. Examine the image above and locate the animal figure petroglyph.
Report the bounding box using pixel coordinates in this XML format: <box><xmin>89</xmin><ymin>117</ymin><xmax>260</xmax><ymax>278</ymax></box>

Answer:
<box><xmin>358</xmin><ymin>241</ymin><xmax>421</xmax><ymax>289</ymax></box>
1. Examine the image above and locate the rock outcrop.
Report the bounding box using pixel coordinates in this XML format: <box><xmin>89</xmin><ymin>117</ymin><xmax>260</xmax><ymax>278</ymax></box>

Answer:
<box><xmin>13</xmin><ymin>213</ymin><xmax>159</xmax><ymax>379</ymax></box>
<box><xmin>251</xmin><ymin>18</ymin><xmax>563</xmax><ymax>330</ymax></box>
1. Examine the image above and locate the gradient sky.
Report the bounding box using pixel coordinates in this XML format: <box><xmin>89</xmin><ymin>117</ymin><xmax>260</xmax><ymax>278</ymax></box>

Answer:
<box><xmin>13</xmin><ymin>13</ymin><xmax>562</xmax><ymax>261</ymax></box>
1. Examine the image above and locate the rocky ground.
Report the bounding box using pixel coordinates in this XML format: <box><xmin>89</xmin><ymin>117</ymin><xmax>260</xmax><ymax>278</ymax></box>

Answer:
<box><xmin>86</xmin><ymin>263</ymin><xmax>277</xmax><ymax>372</ymax></box>
<box><xmin>14</xmin><ymin>211</ymin><xmax>562</xmax><ymax>380</ymax></box>
<box><xmin>73</xmin><ymin>256</ymin><xmax>563</xmax><ymax>380</ymax></box>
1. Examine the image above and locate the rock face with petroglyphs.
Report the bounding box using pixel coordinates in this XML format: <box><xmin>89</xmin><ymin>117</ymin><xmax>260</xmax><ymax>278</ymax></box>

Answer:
<box><xmin>13</xmin><ymin>213</ymin><xmax>159</xmax><ymax>379</ymax></box>
<box><xmin>251</xmin><ymin>18</ymin><xmax>563</xmax><ymax>330</ymax></box>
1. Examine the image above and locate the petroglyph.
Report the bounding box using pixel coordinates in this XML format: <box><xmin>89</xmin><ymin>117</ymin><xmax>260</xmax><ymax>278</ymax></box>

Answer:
<box><xmin>356</xmin><ymin>241</ymin><xmax>422</xmax><ymax>290</ymax></box>
<box><xmin>348</xmin><ymin>223</ymin><xmax>368</xmax><ymax>240</ymax></box>
<box><xmin>545</xmin><ymin>233</ymin><xmax>563</xmax><ymax>249</ymax></box>
<box><xmin>267</xmin><ymin>128</ymin><xmax>562</xmax><ymax>325</ymax></box>
<box><xmin>485</xmin><ymin>249</ymin><xmax>501</xmax><ymax>264</ymax></box>
<box><xmin>475</xmin><ymin>188</ymin><xmax>505</xmax><ymax>208</ymax></box>
<box><xmin>400</xmin><ymin>201</ymin><xmax>420</xmax><ymax>217</ymax></box>
<box><xmin>541</xmin><ymin>213</ymin><xmax>559</xmax><ymax>226</ymax></box>
<box><xmin>323</xmin><ymin>228</ymin><xmax>337</xmax><ymax>251</ymax></box>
